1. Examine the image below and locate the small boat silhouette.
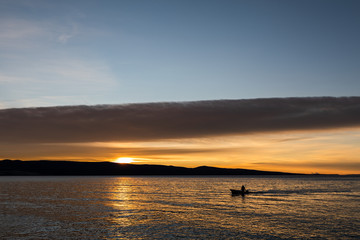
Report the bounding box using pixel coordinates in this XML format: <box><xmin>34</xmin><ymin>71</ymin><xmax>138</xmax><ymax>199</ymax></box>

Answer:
<box><xmin>230</xmin><ymin>189</ymin><xmax>250</xmax><ymax>195</ymax></box>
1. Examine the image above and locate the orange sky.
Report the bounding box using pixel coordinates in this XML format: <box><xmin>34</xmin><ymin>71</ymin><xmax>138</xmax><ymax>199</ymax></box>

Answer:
<box><xmin>1</xmin><ymin>1</ymin><xmax>360</xmax><ymax>176</ymax></box>
<box><xmin>1</xmin><ymin>98</ymin><xmax>360</xmax><ymax>174</ymax></box>
<box><xmin>1</xmin><ymin>128</ymin><xmax>359</xmax><ymax>175</ymax></box>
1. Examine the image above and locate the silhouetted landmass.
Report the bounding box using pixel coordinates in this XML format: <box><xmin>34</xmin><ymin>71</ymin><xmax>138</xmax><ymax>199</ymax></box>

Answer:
<box><xmin>0</xmin><ymin>159</ymin><xmax>305</xmax><ymax>176</ymax></box>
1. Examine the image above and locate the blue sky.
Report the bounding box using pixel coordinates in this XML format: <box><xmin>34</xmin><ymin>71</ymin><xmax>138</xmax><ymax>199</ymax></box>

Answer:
<box><xmin>1</xmin><ymin>0</ymin><xmax>360</xmax><ymax>108</ymax></box>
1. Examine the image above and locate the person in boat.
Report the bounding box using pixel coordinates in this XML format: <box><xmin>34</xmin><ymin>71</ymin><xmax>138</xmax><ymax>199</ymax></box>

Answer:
<box><xmin>241</xmin><ymin>185</ymin><xmax>246</xmax><ymax>193</ymax></box>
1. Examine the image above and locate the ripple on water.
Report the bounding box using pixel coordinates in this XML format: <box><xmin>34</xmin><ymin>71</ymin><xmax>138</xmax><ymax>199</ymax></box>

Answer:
<box><xmin>0</xmin><ymin>176</ymin><xmax>359</xmax><ymax>239</ymax></box>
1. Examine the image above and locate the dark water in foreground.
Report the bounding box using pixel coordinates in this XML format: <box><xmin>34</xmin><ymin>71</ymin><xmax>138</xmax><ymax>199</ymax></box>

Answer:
<box><xmin>1</xmin><ymin>176</ymin><xmax>359</xmax><ymax>239</ymax></box>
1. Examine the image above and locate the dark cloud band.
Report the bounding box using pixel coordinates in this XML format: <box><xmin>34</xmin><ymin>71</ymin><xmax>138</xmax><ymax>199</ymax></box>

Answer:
<box><xmin>1</xmin><ymin>97</ymin><xmax>360</xmax><ymax>143</ymax></box>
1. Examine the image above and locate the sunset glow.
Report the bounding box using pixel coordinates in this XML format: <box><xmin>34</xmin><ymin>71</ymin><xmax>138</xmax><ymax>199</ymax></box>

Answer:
<box><xmin>2</xmin><ymin>1</ymin><xmax>360</xmax><ymax>239</ymax></box>
<box><xmin>114</xmin><ymin>157</ymin><xmax>134</xmax><ymax>164</ymax></box>
<box><xmin>1</xmin><ymin>98</ymin><xmax>360</xmax><ymax>174</ymax></box>
<box><xmin>0</xmin><ymin>1</ymin><xmax>359</xmax><ymax>176</ymax></box>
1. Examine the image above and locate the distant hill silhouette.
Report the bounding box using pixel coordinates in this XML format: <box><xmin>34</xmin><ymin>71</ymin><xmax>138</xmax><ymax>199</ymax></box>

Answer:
<box><xmin>0</xmin><ymin>159</ymin><xmax>302</xmax><ymax>176</ymax></box>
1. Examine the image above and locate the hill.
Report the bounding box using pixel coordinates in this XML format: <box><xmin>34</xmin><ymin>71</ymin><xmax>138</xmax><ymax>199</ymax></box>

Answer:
<box><xmin>0</xmin><ymin>159</ymin><xmax>300</xmax><ymax>176</ymax></box>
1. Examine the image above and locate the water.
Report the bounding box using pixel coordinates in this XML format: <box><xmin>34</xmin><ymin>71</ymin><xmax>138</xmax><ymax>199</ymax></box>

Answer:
<box><xmin>1</xmin><ymin>176</ymin><xmax>359</xmax><ymax>239</ymax></box>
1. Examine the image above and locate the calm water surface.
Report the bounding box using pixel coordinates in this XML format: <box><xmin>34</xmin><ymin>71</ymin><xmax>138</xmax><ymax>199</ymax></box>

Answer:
<box><xmin>1</xmin><ymin>176</ymin><xmax>359</xmax><ymax>239</ymax></box>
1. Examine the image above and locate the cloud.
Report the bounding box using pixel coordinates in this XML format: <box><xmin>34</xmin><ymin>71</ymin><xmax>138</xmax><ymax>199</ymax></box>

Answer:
<box><xmin>0</xmin><ymin>18</ymin><xmax>78</xmax><ymax>48</ymax></box>
<box><xmin>0</xmin><ymin>142</ymin><xmax>231</xmax><ymax>160</ymax></box>
<box><xmin>56</xmin><ymin>22</ymin><xmax>79</xmax><ymax>44</ymax></box>
<box><xmin>0</xmin><ymin>19</ymin><xmax>45</xmax><ymax>48</ymax></box>
<box><xmin>0</xmin><ymin>17</ymin><xmax>116</xmax><ymax>108</ymax></box>
<box><xmin>57</xmin><ymin>33</ymin><xmax>73</xmax><ymax>43</ymax></box>
<box><xmin>1</xmin><ymin>97</ymin><xmax>360</xmax><ymax>144</ymax></box>
<box><xmin>0</xmin><ymin>57</ymin><xmax>116</xmax><ymax>108</ymax></box>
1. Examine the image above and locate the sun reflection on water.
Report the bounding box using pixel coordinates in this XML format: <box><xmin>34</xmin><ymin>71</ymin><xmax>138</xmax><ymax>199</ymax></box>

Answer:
<box><xmin>105</xmin><ymin>178</ymin><xmax>137</xmax><ymax>228</ymax></box>
<box><xmin>1</xmin><ymin>176</ymin><xmax>359</xmax><ymax>239</ymax></box>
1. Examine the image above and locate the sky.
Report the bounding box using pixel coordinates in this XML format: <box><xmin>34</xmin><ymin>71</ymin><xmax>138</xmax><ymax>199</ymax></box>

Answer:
<box><xmin>1</xmin><ymin>0</ymin><xmax>360</xmax><ymax>174</ymax></box>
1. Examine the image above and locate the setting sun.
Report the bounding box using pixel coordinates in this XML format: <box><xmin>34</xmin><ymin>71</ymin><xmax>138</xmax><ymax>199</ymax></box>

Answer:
<box><xmin>114</xmin><ymin>157</ymin><xmax>133</xmax><ymax>164</ymax></box>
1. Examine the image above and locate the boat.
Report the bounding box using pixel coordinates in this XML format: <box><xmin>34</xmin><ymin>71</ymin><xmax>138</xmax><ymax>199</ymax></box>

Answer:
<box><xmin>230</xmin><ymin>189</ymin><xmax>250</xmax><ymax>195</ymax></box>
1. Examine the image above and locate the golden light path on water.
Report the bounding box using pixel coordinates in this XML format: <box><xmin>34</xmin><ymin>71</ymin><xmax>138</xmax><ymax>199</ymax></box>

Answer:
<box><xmin>1</xmin><ymin>176</ymin><xmax>359</xmax><ymax>239</ymax></box>
<box><xmin>101</xmin><ymin>176</ymin><xmax>360</xmax><ymax>239</ymax></box>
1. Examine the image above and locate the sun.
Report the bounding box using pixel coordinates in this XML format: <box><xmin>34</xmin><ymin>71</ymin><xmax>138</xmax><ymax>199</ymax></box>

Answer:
<box><xmin>114</xmin><ymin>157</ymin><xmax>133</xmax><ymax>164</ymax></box>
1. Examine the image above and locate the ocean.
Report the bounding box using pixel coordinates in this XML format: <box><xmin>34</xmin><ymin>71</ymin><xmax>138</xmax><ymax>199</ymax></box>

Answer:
<box><xmin>1</xmin><ymin>176</ymin><xmax>359</xmax><ymax>239</ymax></box>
